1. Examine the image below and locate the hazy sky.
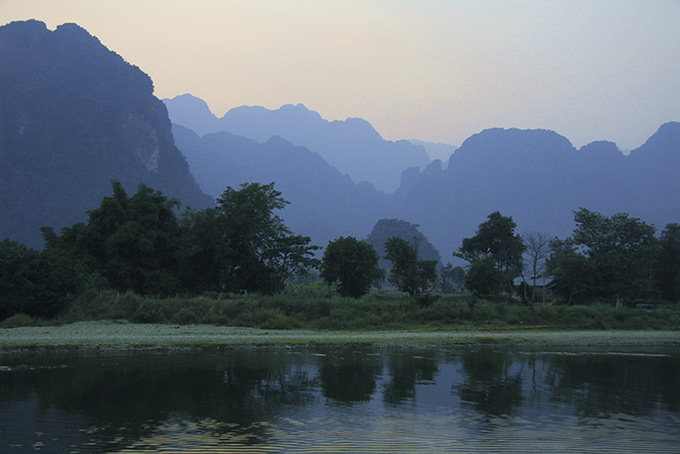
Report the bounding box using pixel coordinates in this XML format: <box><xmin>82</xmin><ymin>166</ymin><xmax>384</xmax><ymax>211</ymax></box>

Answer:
<box><xmin>2</xmin><ymin>0</ymin><xmax>679</xmax><ymax>150</ymax></box>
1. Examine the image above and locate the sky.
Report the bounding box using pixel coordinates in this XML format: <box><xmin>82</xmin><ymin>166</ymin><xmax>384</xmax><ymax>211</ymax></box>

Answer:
<box><xmin>2</xmin><ymin>0</ymin><xmax>679</xmax><ymax>150</ymax></box>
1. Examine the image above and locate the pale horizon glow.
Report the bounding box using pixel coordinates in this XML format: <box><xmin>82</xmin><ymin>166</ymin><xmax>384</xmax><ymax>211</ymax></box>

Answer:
<box><xmin>2</xmin><ymin>0</ymin><xmax>679</xmax><ymax>150</ymax></box>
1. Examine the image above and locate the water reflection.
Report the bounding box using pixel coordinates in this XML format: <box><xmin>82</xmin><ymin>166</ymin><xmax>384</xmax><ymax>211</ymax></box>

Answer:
<box><xmin>546</xmin><ymin>353</ymin><xmax>680</xmax><ymax>416</ymax></box>
<box><xmin>383</xmin><ymin>352</ymin><xmax>438</xmax><ymax>405</ymax></box>
<box><xmin>319</xmin><ymin>349</ymin><xmax>380</xmax><ymax>403</ymax></box>
<box><xmin>454</xmin><ymin>350</ymin><xmax>524</xmax><ymax>416</ymax></box>
<box><xmin>0</xmin><ymin>347</ymin><xmax>678</xmax><ymax>452</ymax></box>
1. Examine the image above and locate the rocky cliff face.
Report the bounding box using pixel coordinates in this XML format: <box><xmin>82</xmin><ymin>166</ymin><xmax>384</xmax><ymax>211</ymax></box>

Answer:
<box><xmin>0</xmin><ymin>20</ymin><xmax>212</xmax><ymax>248</ymax></box>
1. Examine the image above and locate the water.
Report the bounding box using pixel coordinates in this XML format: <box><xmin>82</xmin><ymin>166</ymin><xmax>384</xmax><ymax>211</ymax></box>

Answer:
<box><xmin>1</xmin><ymin>346</ymin><xmax>678</xmax><ymax>453</ymax></box>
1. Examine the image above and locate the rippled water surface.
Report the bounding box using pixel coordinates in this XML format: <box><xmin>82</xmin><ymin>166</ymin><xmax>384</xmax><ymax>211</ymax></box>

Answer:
<box><xmin>1</xmin><ymin>346</ymin><xmax>678</xmax><ymax>453</ymax></box>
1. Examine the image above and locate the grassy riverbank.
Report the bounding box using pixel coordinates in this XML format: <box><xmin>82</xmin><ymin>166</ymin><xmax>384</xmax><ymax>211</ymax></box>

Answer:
<box><xmin>2</xmin><ymin>291</ymin><xmax>679</xmax><ymax>351</ymax></box>
<box><xmin>5</xmin><ymin>290</ymin><xmax>679</xmax><ymax>331</ymax></box>
<box><xmin>2</xmin><ymin>321</ymin><xmax>680</xmax><ymax>351</ymax></box>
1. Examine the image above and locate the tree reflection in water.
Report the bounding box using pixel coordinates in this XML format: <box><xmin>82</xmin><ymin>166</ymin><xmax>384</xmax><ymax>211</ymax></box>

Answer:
<box><xmin>383</xmin><ymin>351</ymin><xmax>439</xmax><ymax>405</ymax></box>
<box><xmin>453</xmin><ymin>350</ymin><xmax>524</xmax><ymax>417</ymax></box>
<box><xmin>0</xmin><ymin>347</ymin><xmax>678</xmax><ymax>452</ymax></box>
<box><xmin>318</xmin><ymin>349</ymin><xmax>380</xmax><ymax>403</ymax></box>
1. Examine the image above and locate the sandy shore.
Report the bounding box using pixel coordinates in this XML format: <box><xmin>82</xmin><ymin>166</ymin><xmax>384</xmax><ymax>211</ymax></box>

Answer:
<box><xmin>1</xmin><ymin>321</ymin><xmax>679</xmax><ymax>351</ymax></box>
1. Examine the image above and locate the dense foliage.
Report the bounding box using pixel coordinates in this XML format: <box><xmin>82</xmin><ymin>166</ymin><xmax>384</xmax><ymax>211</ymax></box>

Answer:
<box><xmin>7</xmin><ymin>290</ymin><xmax>678</xmax><ymax>332</ymax></box>
<box><xmin>0</xmin><ymin>239</ymin><xmax>74</xmax><ymax>320</ymax></box>
<box><xmin>320</xmin><ymin>237</ymin><xmax>383</xmax><ymax>298</ymax></box>
<box><xmin>1</xmin><ymin>182</ymin><xmax>679</xmax><ymax>325</ymax></box>
<box><xmin>455</xmin><ymin>211</ymin><xmax>525</xmax><ymax>296</ymax></box>
<box><xmin>0</xmin><ymin>181</ymin><xmax>322</xmax><ymax>321</ymax></box>
<box><xmin>365</xmin><ymin>219</ymin><xmax>442</xmax><ymax>271</ymax></box>
<box><xmin>439</xmin><ymin>262</ymin><xmax>465</xmax><ymax>293</ymax></box>
<box><xmin>384</xmin><ymin>237</ymin><xmax>438</xmax><ymax>297</ymax></box>
<box><xmin>547</xmin><ymin>209</ymin><xmax>666</xmax><ymax>304</ymax></box>
<box><xmin>655</xmin><ymin>223</ymin><xmax>680</xmax><ymax>301</ymax></box>
<box><xmin>181</xmin><ymin>182</ymin><xmax>320</xmax><ymax>294</ymax></box>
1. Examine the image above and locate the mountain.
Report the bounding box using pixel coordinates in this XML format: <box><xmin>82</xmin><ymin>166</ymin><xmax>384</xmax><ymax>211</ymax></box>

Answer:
<box><xmin>392</xmin><ymin>124</ymin><xmax>680</xmax><ymax>260</ymax></box>
<box><xmin>0</xmin><ymin>20</ymin><xmax>212</xmax><ymax>248</ymax></box>
<box><xmin>409</xmin><ymin>140</ymin><xmax>458</xmax><ymax>166</ymax></box>
<box><xmin>172</xmin><ymin>125</ymin><xmax>390</xmax><ymax>248</ymax></box>
<box><xmin>626</xmin><ymin>122</ymin><xmax>680</xmax><ymax>225</ymax></box>
<box><xmin>173</xmin><ymin>117</ymin><xmax>679</xmax><ymax>263</ymax></box>
<box><xmin>365</xmin><ymin>219</ymin><xmax>442</xmax><ymax>272</ymax></box>
<box><xmin>164</xmin><ymin>94</ymin><xmax>430</xmax><ymax>193</ymax></box>
<box><xmin>3</xmin><ymin>20</ymin><xmax>676</xmax><ymax>263</ymax></box>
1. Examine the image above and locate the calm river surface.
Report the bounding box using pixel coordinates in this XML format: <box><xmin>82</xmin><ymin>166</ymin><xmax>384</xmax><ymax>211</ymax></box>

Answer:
<box><xmin>1</xmin><ymin>346</ymin><xmax>678</xmax><ymax>453</ymax></box>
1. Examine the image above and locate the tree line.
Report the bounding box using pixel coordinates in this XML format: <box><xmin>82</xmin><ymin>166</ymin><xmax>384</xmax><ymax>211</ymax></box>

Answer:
<box><xmin>1</xmin><ymin>181</ymin><xmax>679</xmax><ymax>322</ymax></box>
<box><xmin>0</xmin><ymin>181</ymin><xmax>439</xmax><ymax>320</ymax></box>
<box><xmin>452</xmin><ymin>208</ymin><xmax>679</xmax><ymax>305</ymax></box>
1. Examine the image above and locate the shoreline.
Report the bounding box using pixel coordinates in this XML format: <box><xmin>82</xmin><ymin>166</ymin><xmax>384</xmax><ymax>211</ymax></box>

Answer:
<box><xmin>1</xmin><ymin>321</ymin><xmax>680</xmax><ymax>352</ymax></box>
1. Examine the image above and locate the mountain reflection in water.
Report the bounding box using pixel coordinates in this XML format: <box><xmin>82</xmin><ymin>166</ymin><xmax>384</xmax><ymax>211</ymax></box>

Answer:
<box><xmin>0</xmin><ymin>347</ymin><xmax>678</xmax><ymax>453</ymax></box>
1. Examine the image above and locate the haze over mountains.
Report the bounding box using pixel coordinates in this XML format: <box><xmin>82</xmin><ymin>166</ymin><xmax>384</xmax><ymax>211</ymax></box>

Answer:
<box><xmin>392</xmin><ymin>124</ymin><xmax>680</xmax><ymax>258</ymax></box>
<box><xmin>171</xmin><ymin>125</ymin><xmax>389</xmax><ymax>249</ymax></box>
<box><xmin>1</xmin><ymin>20</ymin><xmax>678</xmax><ymax>265</ymax></box>
<box><xmin>164</xmin><ymin>94</ymin><xmax>430</xmax><ymax>193</ymax></box>
<box><xmin>170</xmin><ymin>96</ymin><xmax>680</xmax><ymax>261</ymax></box>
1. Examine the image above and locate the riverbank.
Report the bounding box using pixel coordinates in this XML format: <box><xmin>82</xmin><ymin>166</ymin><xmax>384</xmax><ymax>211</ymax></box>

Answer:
<box><xmin>1</xmin><ymin>321</ymin><xmax>679</xmax><ymax>351</ymax></box>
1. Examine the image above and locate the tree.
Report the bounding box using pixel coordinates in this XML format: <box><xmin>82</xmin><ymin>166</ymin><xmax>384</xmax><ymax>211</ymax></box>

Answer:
<box><xmin>546</xmin><ymin>237</ymin><xmax>589</xmax><ymax>304</ymax></box>
<box><xmin>463</xmin><ymin>259</ymin><xmax>505</xmax><ymax>296</ymax></box>
<box><xmin>547</xmin><ymin>208</ymin><xmax>657</xmax><ymax>303</ymax></box>
<box><xmin>181</xmin><ymin>182</ymin><xmax>319</xmax><ymax>294</ymax></box>
<box><xmin>365</xmin><ymin>219</ymin><xmax>442</xmax><ymax>271</ymax></box>
<box><xmin>655</xmin><ymin>223</ymin><xmax>680</xmax><ymax>301</ymax></box>
<box><xmin>455</xmin><ymin>211</ymin><xmax>525</xmax><ymax>295</ymax></box>
<box><xmin>440</xmin><ymin>262</ymin><xmax>465</xmax><ymax>293</ymax></box>
<box><xmin>178</xmin><ymin>207</ymin><xmax>233</xmax><ymax>293</ymax></box>
<box><xmin>46</xmin><ymin>180</ymin><xmax>183</xmax><ymax>295</ymax></box>
<box><xmin>0</xmin><ymin>239</ymin><xmax>74</xmax><ymax>320</ymax></box>
<box><xmin>320</xmin><ymin>237</ymin><xmax>384</xmax><ymax>298</ymax></box>
<box><xmin>384</xmin><ymin>236</ymin><xmax>438</xmax><ymax>297</ymax></box>
<box><xmin>521</xmin><ymin>232</ymin><xmax>552</xmax><ymax>302</ymax></box>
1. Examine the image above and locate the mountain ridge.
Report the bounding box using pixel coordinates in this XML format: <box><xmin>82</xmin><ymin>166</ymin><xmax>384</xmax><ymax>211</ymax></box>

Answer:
<box><xmin>390</xmin><ymin>122</ymin><xmax>680</xmax><ymax>258</ymax></box>
<box><xmin>1</xmin><ymin>20</ymin><xmax>677</xmax><ymax>265</ymax></box>
<box><xmin>0</xmin><ymin>20</ymin><xmax>212</xmax><ymax>248</ymax></box>
<box><xmin>164</xmin><ymin>93</ymin><xmax>430</xmax><ymax>192</ymax></box>
<box><xmin>172</xmin><ymin>124</ymin><xmax>389</xmax><ymax>248</ymax></box>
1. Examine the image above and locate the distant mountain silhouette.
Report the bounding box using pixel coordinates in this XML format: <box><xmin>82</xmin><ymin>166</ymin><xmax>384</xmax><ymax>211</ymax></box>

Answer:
<box><xmin>365</xmin><ymin>219</ymin><xmax>442</xmax><ymax>272</ymax></box>
<box><xmin>626</xmin><ymin>122</ymin><xmax>680</xmax><ymax>224</ymax></box>
<box><xmin>409</xmin><ymin>140</ymin><xmax>458</xmax><ymax>166</ymax></box>
<box><xmin>172</xmin><ymin>124</ymin><xmax>390</xmax><ymax>249</ymax></box>
<box><xmin>173</xmin><ymin>119</ymin><xmax>679</xmax><ymax>263</ymax></box>
<box><xmin>392</xmin><ymin>124</ymin><xmax>680</xmax><ymax>260</ymax></box>
<box><xmin>0</xmin><ymin>20</ymin><xmax>212</xmax><ymax>248</ymax></box>
<box><xmin>2</xmin><ymin>20</ymin><xmax>677</xmax><ymax>263</ymax></box>
<box><xmin>164</xmin><ymin>94</ymin><xmax>430</xmax><ymax>192</ymax></box>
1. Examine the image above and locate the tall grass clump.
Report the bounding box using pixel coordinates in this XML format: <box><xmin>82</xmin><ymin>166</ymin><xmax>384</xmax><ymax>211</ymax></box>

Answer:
<box><xmin>27</xmin><ymin>284</ymin><xmax>680</xmax><ymax>331</ymax></box>
<box><xmin>60</xmin><ymin>289</ymin><xmax>120</xmax><ymax>322</ymax></box>
<box><xmin>0</xmin><ymin>313</ymin><xmax>43</xmax><ymax>328</ymax></box>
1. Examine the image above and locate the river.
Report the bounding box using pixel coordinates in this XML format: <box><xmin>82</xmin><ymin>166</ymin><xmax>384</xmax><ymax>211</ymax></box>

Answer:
<box><xmin>1</xmin><ymin>346</ymin><xmax>678</xmax><ymax>452</ymax></box>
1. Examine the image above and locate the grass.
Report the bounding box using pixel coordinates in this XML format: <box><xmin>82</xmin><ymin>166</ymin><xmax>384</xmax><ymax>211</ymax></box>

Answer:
<box><xmin>18</xmin><ymin>289</ymin><xmax>674</xmax><ymax>332</ymax></box>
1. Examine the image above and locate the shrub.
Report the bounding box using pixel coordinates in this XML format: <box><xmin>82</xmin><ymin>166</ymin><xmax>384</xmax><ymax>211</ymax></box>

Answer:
<box><xmin>132</xmin><ymin>299</ymin><xmax>168</xmax><ymax>323</ymax></box>
<box><xmin>62</xmin><ymin>289</ymin><xmax>118</xmax><ymax>322</ymax></box>
<box><xmin>172</xmin><ymin>307</ymin><xmax>198</xmax><ymax>325</ymax></box>
<box><xmin>0</xmin><ymin>313</ymin><xmax>40</xmax><ymax>328</ymax></box>
<box><xmin>106</xmin><ymin>290</ymin><xmax>144</xmax><ymax>319</ymax></box>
